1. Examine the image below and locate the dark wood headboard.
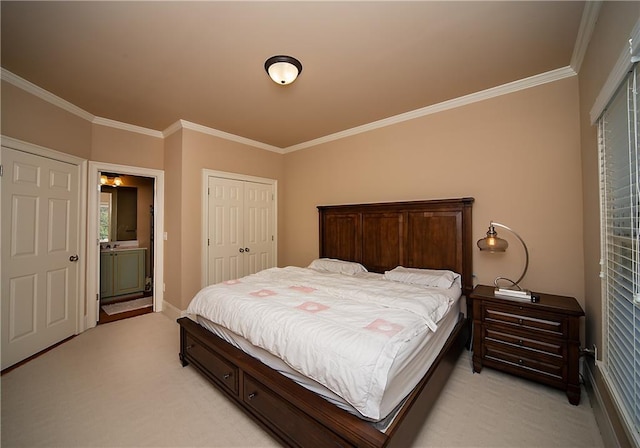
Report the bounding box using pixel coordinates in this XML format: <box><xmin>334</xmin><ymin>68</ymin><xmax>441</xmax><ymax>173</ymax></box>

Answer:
<box><xmin>318</xmin><ymin>197</ymin><xmax>474</xmax><ymax>297</ymax></box>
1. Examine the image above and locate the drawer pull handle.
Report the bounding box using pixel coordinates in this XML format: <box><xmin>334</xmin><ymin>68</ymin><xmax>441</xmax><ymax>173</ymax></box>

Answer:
<box><xmin>186</xmin><ymin>344</ymin><xmax>195</xmax><ymax>350</ymax></box>
<box><xmin>518</xmin><ymin>340</ymin><xmax>523</xmax><ymax>346</ymax></box>
<box><xmin>223</xmin><ymin>373</ymin><xmax>231</xmax><ymax>380</ymax></box>
<box><xmin>518</xmin><ymin>319</ymin><xmax>523</xmax><ymax>325</ymax></box>
<box><xmin>518</xmin><ymin>359</ymin><xmax>523</xmax><ymax>364</ymax></box>
<box><xmin>248</xmin><ymin>392</ymin><xmax>257</xmax><ymax>400</ymax></box>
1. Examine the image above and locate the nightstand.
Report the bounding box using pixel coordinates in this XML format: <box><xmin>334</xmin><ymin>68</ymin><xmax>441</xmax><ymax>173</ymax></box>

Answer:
<box><xmin>470</xmin><ymin>285</ymin><xmax>585</xmax><ymax>405</ymax></box>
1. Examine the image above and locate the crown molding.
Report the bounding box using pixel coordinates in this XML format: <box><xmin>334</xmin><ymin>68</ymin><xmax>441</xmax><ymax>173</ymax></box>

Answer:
<box><xmin>1</xmin><ymin>67</ymin><xmax>95</xmax><ymax>122</ymax></box>
<box><xmin>590</xmin><ymin>16</ymin><xmax>640</xmax><ymax>124</ymax></box>
<box><xmin>570</xmin><ymin>1</ymin><xmax>602</xmax><ymax>74</ymax></box>
<box><xmin>175</xmin><ymin>120</ymin><xmax>284</xmax><ymax>154</ymax></box>
<box><xmin>283</xmin><ymin>66</ymin><xmax>577</xmax><ymax>153</ymax></box>
<box><xmin>92</xmin><ymin>116</ymin><xmax>163</xmax><ymax>138</ymax></box>
<box><xmin>3</xmin><ymin>65</ymin><xmax>577</xmax><ymax>154</ymax></box>
<box><xmin>163</xmin><ymin>120</ymin><xmax>183</xmax><ymax>138</ymax></box>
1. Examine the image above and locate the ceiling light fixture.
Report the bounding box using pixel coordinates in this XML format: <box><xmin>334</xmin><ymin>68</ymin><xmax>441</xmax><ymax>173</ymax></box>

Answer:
<box><xmin>264</xmin><ymin>55</ymin><xmax>303</xmax><ymax>85</ymax></box>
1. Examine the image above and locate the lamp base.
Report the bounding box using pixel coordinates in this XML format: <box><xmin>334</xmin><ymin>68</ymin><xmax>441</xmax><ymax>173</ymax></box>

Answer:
<box><xmin>494</xmin><ymin>287</ymin><xmax>532</xmax><ymax>301</ymax></box>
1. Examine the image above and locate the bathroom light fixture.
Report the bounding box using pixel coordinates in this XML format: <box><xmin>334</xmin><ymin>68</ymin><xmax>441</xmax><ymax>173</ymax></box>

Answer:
<box><xmin>100</xmin><ymin>173</ymin><xmax>124</xmax><ymax>187</ymax></box>
<box><xmin>264</xmin><ymin>55</ymin><xmax>302</xmax><ymax>85</ymax></box>
<box><xmin>477</xmin><ymin>221</ymin><xmax>531</xmax><ymax>299</ymax></box>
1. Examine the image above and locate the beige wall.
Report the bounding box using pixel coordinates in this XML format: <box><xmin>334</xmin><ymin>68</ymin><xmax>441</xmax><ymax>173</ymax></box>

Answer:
<box><xmin>163</xmin><ymin>130</ymin><xmax>184</xmax><ymax>310</ymax></box>
<box><xmin>0</xmin><ymin>43</ymin><xmax>585</xmax><ymax>310</ymax></box>
<box><xmin>283</xmin><ymin>77</ymin><xmax>584</xmax><ymax>302</ymax></box>
<box><xmin>169</xmin><ymin>129</ymin><xmax>285</xmax><ymax>310</ymax></box>
<box><xmin>1</xmin><ymin>81</ymin><xmax>92</xmax><ymax>158</ymax></box>
<box><xmin>91</xmin><ymin>124</ymin><xmax>164</xmax><ymax>170</ymax></box>
<box><xmin>0</xmin><ymin>43</ymin><xmax>585</xmax><ymax>311</ymax></box>
<box><xmin>578</xmin><ymin>3</ymin><xmax>640</xmax><ymax>447</ymax></box>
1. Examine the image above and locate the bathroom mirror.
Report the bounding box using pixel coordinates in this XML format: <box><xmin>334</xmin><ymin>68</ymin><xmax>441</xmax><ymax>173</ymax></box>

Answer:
<box><xmin>99</xmin><ymin>186</ymin><xmax>137</xmax><ymax>241</ymax></box>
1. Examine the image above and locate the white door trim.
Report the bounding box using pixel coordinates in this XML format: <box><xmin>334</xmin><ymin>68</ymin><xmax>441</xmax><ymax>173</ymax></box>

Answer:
<box><xmin>201</xmin><ymin>169</ymin><xmax>277</xmax><ymax>288</ymax></box>
<box><xmin>87</xmin><ymin>162</ymin><xmax>165</xmax><ymax>329</ymax></box>
<box><xmin>0</xmin><ymin>135</ymin><xmax>88</xmax><ymax>334</ymax></box>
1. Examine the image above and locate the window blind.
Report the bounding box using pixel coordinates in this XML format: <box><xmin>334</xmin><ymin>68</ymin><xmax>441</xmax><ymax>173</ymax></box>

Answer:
<box><xmin>598</xmin><ymin>64</ymin><xmax>640</xmax><ymax>444</ymax></box>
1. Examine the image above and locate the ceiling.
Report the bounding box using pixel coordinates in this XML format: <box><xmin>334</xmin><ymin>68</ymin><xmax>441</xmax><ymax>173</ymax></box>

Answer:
<box><xmin>1</xmin><ymin>1</ymin><xmax>586</xmax><ymax>150</ymax></box>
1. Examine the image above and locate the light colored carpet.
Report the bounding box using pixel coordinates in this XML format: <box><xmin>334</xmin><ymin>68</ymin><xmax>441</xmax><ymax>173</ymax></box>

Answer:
<box><xmin>1</xmin><ymin>312</ymin><xmax>605</xmax><ymax>447</ymax></box>
<box><xmin>101</xmin><ymin>297</ymin><xmax>153</xmax><ymax>315</ymax></box>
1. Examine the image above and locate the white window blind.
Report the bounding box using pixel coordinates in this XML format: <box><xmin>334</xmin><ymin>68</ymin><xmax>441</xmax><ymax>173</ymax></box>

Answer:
<box><xmin>598</xmin><ymin>64</ymin><xmax>640</xmax><ymax>444</ymax></box>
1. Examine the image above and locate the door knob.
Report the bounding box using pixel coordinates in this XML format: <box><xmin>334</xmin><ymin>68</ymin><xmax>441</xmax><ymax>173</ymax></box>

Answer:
<box><xmin>69</xmin><ymin>255</ymin><xmax>79</xmax><ymax>262</ymax></box>
<box><xmin>239</xmin><ymin>248</ymin><xmax>245</xmax><ymax>253</ymax></box>
<box><xmin>244</xmin><ymin>247</ymin><xmax>250</xmax><ymax>252</ymax></box>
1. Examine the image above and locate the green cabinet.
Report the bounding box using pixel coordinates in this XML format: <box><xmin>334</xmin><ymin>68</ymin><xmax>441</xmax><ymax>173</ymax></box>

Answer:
<box><xmin>100</xmin><ymin>249</ymin><xmax>146</xmax><ymax>299</ymax></box>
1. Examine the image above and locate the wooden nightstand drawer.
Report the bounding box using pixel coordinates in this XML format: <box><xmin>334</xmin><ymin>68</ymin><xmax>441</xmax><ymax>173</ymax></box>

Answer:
<box><xmin>470</xmin><ymin>285</ymin><xmax>584</xmax><ymax>405</ymax></box>
<box><xmin>483</xmin><ymin>303</ymin><xmax>566</xmax><ymax>338</ymax></box>
<box><xmin>483</xmin><ymin>344</ymin><xmax>565</xmax><ymax>381</ymax></box>
<box><xmin>485</xmin><ymin>327</ymin><xmax>565</xmax><ymax>359</ymax></box>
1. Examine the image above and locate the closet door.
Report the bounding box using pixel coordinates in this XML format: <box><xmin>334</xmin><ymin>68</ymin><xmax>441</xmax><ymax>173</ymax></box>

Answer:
<box><xmin>243</xmin><ymin>181</ymin><xmax>274</xmax><ymax>276</ymax></box>
<box><xmin>206</xmin><ymin>176</ymin><xmax>275</xmax><ymax>285</ymax></box>
<box><xmin>207</xmin><ymin>177</ymin><xmax>245</xmax><ymax>284</ymax></box>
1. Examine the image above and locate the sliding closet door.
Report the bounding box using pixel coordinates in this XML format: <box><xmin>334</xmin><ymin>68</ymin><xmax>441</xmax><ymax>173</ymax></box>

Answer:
<box><xmin>206</xmin><ymin>175</ymin><xmax>275</xmax><ymax>285</ymax></box>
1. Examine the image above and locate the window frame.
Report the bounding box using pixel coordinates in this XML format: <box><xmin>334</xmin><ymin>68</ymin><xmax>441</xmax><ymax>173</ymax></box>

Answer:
<box><xmin>598</xmin><ymin>63</ymin><xmax>640</xmax><ymax>447</ymax></box>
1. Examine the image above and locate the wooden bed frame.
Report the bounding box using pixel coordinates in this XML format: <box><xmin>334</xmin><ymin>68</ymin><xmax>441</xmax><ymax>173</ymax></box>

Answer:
<box><xmin>178</xmin><ymin>197</ymin><xmax>474</xmax><ymax>447</ymax></box>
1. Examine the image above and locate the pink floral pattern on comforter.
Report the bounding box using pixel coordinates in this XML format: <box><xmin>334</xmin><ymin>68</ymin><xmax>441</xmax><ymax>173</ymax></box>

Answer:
<box><xmin>187</xmin><ymin>266</ymin><xmax>455</xmax><ymax>420</ymax></box>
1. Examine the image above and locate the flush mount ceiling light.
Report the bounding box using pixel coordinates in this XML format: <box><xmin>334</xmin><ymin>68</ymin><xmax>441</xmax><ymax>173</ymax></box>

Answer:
<box><xmin>264</xmin><ymin>55</ymin><xmax>303</xmax><ymax>85</ymax></box>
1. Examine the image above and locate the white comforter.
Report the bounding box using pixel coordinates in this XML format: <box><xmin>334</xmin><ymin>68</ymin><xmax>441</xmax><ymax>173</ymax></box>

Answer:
<box><xmin>186</xmin><ymin>266</ymin><xmax>455</xmax><ymax>420</ymax></box>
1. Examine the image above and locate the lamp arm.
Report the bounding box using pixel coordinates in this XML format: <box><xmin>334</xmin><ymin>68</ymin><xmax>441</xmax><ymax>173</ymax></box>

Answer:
<box><xmin>491</xmin><ymin>221</ymin><xmax>529</xmax><ymax>287</ymax></box>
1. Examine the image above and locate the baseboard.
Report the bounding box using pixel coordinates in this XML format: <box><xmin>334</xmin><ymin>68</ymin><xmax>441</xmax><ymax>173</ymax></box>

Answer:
<box><xmin>583</xmin><ymin>360</ymin><xmax>629</xmax><ymax>448</ymax></box>
<box><xmin>161</xmin><ymin>300</ymin><xmax>183</xmax><ymax>321</ymax></box>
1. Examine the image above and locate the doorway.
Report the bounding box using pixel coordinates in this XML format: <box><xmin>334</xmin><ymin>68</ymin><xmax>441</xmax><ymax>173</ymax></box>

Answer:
<box><xmin>86</xmin><ymin>162</ymin><xmax>164</xmax><ymax>330</ymax></box>
<box><xmin>98</xmin><ymin>174</ymin><xmax>155</xmax><ymax>324</ymax></box>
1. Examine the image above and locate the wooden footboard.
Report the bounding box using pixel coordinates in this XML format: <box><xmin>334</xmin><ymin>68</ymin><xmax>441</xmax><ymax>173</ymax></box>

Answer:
<box><xmin>178</xmin><ymin>314</ymin><xmax>469</xmax><ymax>448</ymax></box>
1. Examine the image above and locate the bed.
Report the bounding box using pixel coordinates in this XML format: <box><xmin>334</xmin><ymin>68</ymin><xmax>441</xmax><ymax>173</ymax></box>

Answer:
<box><xmin>177</xmin><ymin>197</ymin><xmax>474</xmax><ymax>447</ymax></box>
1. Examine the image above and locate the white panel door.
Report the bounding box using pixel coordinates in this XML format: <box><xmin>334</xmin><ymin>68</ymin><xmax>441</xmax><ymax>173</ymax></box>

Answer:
<box><xmin>243</xmin><ymin>182</ymin><xmax>273</xmax><ymax>275</ymax></box>
<box><xmin>207</xmin><ymin>177</ymin><xmax>244</xmax><ymax>284</ymax></box>
<box><xmin>206</xmin><ymin>176</ymin><xmax>274</xmax><ymax>285</ymax></box>
<box><xmin>1</xmin><ymin>147</ymin><xmax>79</xmax><ymax>369</ymax></box>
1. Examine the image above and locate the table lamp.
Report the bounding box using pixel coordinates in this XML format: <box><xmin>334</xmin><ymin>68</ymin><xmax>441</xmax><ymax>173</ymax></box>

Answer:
<box><xmin>477</xmin><ymin>221</ymin><xmax>531</xmax><ymax>300</ymax></box>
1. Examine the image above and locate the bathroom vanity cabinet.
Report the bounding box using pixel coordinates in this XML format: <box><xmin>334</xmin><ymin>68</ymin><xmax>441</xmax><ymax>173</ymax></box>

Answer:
<box><xmin>100</xmin><ymin>248</ymin><xmax>146</xmax><ymax>299</ymax></box>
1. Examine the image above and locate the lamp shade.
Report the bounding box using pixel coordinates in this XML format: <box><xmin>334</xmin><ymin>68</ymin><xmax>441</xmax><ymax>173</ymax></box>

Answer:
<box><xmin>265</xmin><ymin>55</ymin><xmax>302</xmax><ymax>85</ymax></box>
<box><xmin>476</xmin><ymin>221</ymin><xmax>530</xmax><ymax>291</ymax></box>
<box><xmin>477</xmin><ymin>224</ymin><xmax>509</xmax><ymax>252</ymax></box>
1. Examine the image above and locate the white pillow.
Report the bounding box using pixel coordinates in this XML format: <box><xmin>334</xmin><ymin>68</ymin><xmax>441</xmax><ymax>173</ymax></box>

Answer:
<box><xmin>383</xmin><ymin>266</ymin><xmax>460</xmax><ymax>289</ymax></box>
<box><xmin>307</xmin><ymin>258</ymin><xmax>368</xmax><ymax>275</ymax></box>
